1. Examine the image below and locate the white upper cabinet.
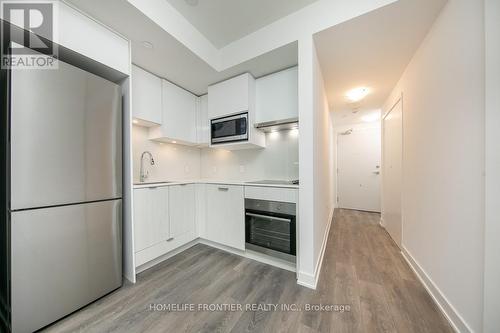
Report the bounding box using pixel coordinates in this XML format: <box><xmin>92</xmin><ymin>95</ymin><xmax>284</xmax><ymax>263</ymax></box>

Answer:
<box><xmin>208</xmin><ymin>74</ymin><xmax>253</xmax><ymax>120</ymax></box>
<box><xmin>149</xmin><ymin>80</ymin><xmax>198</xmax><ymax>145</ymax></box>
<box><xmin>196</xmin><ymin>94</ymin><xmax>210</xmax><ymax>146</ymax></box>
<box><xmin>256</xmin><ymin>67</ymin><xmax>298</xmax><ymax>124</ymax></box>
<box><xmin>132</xmin><ymin>65</ymin><xmax>162</xmax><ymax>126</ymax></box>
<box><xmin>207</xmin><ymin>73</ymin><xmax>265</xmax><ymax>149</ymax></box>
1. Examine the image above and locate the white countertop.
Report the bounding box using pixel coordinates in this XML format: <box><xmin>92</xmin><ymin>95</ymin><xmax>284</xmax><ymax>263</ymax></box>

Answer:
<box><xmin>133</xmin><ymin>179</ymin><xmax>300</xmax><ymax>189</ymax></box>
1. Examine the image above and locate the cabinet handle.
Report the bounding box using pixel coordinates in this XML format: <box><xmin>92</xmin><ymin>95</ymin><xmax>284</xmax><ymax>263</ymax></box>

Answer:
<box><xmin>245</xmin><ymin>212</ymin><xmax>292</xmax><ymax>223</ymax></box>
<box><xmin>148</xmin><ymin>187</ymin><xmax>157</xmax><ymax>190</ymax></box>
<box><xmin>167</xmin><ymin>237</ymin><xmax>174</xmax><ymax>242</ymax></box>
<box><xmin>218</xmin><ymin>187</ymin><xmax>229</xmax><ymax>191</ymax></box>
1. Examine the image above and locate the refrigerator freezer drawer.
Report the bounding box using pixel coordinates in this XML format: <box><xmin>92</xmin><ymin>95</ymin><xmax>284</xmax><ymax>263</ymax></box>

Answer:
<box><xmin>11</xmin><ymin>199</ymin><xmax>122</xmax><ymax>333</ymax></box>
<box><xmin>10</xmin><ymin>59</ymin><xmax>122</xmax><ymax>210</ymax></box>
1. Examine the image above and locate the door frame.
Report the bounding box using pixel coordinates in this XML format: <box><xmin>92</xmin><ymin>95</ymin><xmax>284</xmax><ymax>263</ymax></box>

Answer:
<box><xmin>381</xmin><ymin>93</ymin><xmax>403</xmax><ymax>247</ymax></box>
<box><xmin>484</xmin><ymin>0</ymin><xmax>500</xmax><ymax>330</ymax></box>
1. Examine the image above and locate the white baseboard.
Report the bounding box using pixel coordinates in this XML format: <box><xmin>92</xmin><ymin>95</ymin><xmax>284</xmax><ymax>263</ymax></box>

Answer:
<box><xmin>401</xmin><ymin>247</ymin><xmax>473</xmax><ymax>333</ymax></box>
<box><xmin>135</xmin><ymin>240</ymin><xmax>198</xmax><ymax>274</ymax></box>
<box><xmin>297</xmin><ymin>208</ymin><xmax>334</xmax><ymax>290</ymax></box>
<box><xmin>297</xmin><ymin>271</ymin><xmax>316</xmax><ymax>288</ymax></box>
<box><xmin>135</xmin><ymin>208</ymin><xmax>334</xmax><ymax>291</ymax></box>
<box><xmin>198</xmin><ymin>238</ymin><xmax>296</xmax><ymax>272</ymax></box>
<box><xmin>137</xmin><ymin>237</ymin><xmax>297</xmax><ymax>275</ymax></box>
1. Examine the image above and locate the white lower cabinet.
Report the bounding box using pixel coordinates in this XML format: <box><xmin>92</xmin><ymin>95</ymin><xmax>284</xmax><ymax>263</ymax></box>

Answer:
<box><xmin>205</xmin><ymin>184</ymin><xmax>245</xmax><ymax>250</ymax></box>
<box><xmin>169</xmin><ymin>184</ymin><xmax>196</xmax><ymax>238</ymax></box>
<box><xmin>133</xmin><ymin>187</ymin><xmax>169</xmax><ymax>252</ymax></box>
<box><xmin>133</xmin><ymin>185</ymin><xmax>196</xmax><ymax>267</ymax></box>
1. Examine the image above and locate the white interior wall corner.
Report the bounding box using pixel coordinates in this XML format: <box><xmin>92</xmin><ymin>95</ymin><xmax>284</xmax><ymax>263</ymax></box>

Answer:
<box><xmin>483</xmin><ymin>0</ymin><xmax>500</xmax><ymax>331</ymax></box>
<box><xmin>297</xmin><ymin>35</ymin><xmax>315</xmax><ymax>279</ymax></box>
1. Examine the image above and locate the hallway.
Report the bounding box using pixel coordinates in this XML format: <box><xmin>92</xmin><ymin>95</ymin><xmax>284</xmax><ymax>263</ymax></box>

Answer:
<box><xmin>313</xmin><ymin>209</ymin><xmax>453</xmax><ymax>332</ymax></box>
<box><xmin>44</xmin><ymin>209</ymin><xmax>453</xmax><ymax>333</ymax></box>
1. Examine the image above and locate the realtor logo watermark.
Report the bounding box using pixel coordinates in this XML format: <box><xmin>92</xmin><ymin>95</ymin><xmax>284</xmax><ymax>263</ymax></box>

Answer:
<box><xmin>1</xmin><ymin>0</ymin><xmax>59</xmax><ymax>69</ymax></box>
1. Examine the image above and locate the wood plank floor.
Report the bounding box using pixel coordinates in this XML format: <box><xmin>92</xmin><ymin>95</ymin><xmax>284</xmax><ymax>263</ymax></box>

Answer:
<box><xmin>43</xmin><ymin>209</ymin><xmax>453</xmax><ymax>333</ymax></box>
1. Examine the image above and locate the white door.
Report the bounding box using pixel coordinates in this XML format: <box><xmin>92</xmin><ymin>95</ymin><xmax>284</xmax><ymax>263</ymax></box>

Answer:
<box><xmin>337</xmin><ymin>126</ymin><xmax>381</xmax><ymax>212</ymax></box>
<box><xmin>382</xmin><ymin>99</ymin><xmax>403</xmax><ymax>246</ymax></box>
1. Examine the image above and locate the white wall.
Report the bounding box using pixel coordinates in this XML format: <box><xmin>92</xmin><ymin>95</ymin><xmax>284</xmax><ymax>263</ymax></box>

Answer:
<box><xmin>483</xmin><ymin>0</ymin><xmax>500</xmax><ymax>331</ymax></box>
<box><xmin>382</xmin><ymin>0</ymin><xmax>485</xmax><ymax>331</ymax></box>
<box><xmin>132</xmin><ymin>126</ymin><xmax>201</xmax><ymax>182</ymax></box>
<box><xmin>133</xmin><ymin>126</ymin><xmax>299</xmax><ymax>182</ymax></box>
<box><xmin>296</xmin><ymin>35</ymin><xmax>335</xmax><ymax>288</ymax></box>
<box><xmin>200</xmin><ymin>130</ymin><xmax>299</xmax><ymax>181</ymax></box>
<box><xmin>312</xmin><ymin>44</ymin><xmax>335</xmax><ymax>268</ymax></box>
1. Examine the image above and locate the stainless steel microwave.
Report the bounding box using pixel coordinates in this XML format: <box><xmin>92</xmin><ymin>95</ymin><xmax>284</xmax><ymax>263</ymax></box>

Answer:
<box><xmin>211</xmin><ymin>112</ymin><xmax>248</xmax><ymax>144</ymax></box>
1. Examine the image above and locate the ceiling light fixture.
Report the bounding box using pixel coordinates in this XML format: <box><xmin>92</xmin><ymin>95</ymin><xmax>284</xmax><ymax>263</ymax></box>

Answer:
<box><xmin>172</xmin><ymin>141</ymin><xmax>177</xmax><ymax>144</ymax></box>
<box><xmin>132</xmin><ymin>119</ymin><xmax>139</xmax><ymax>124</ymax></box>
<box><xmin>346</xmin><ymin>87</ymin><xmax>370</xmax><ymax>103</ymax></box>
<box><xmin>142</xmin><ymin>41</ymin><xmax>154</xmax><ymax>49</ymax></box>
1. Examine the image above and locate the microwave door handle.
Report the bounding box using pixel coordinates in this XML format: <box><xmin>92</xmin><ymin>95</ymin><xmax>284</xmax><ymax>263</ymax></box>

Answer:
<box><xmin>245</xmin><ymin>212</ymin><xmax>291</xmax><ymax>223</ymax></box>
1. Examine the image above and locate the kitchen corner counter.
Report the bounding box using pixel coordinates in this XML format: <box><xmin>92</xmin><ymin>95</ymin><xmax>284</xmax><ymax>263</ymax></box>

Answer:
<box><xmin>133</xmin><ymin>180</ymin><xmax>300</xmax><ymax>189</ymax></box>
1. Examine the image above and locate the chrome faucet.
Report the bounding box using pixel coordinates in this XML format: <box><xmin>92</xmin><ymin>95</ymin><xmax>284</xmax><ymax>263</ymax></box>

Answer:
<box><xmin>140</xmin><ymin>151</ymin><xmax>155</xmax><ymax>182</ymax></box>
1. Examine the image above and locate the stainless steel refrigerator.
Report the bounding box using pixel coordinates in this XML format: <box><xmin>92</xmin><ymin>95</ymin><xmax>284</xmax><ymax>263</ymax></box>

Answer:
<box><xmin>4</xmin><ymin>59</ymin><xmax>123</xmax><ymax>333</ymax></box>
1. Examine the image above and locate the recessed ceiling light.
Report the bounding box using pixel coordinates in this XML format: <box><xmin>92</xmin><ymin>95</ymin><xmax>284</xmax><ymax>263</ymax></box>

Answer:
<box><xmin>346</xmin><ymin>87</ymin><xmax>370</xmax><ymax>102</ymax></box>
<box><xmin>142</xmin><ymin>41</ymin><xmax>154</xmax><ymax>49</ymax></box>
<box><xmin>172</xmin><ymin>141</ymin><xmax>177</xmax><ymax>144</ymax></box>
<box><xmin>132</xmin><ymin>119</ymin><xmax>139</xmax><ymax>124</ymax></box>
<box><xmin>185</xmin><ymin>0</ymin><xmax>199</xmax><ymax>6</ymax></box>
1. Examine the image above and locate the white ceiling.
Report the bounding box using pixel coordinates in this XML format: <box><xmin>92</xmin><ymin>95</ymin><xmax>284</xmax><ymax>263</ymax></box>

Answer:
<box><xmin>66</xmin><ymin>0</ymin><xmax>298</xmax><ymax>95</ymax></box>
<box><xmin>165</xmin><ymin>0</ymin><xmax>320</xmax><ymax>49</ymax></box>
<box><xmin>332</xmin><ymin>109</ymin><xmax>381</xmax><ymax>127</ymax></box>
<box><xmin>314</xmin><ymin>0</ymin><xmax>446</xmax><ymax>114</ymax></box>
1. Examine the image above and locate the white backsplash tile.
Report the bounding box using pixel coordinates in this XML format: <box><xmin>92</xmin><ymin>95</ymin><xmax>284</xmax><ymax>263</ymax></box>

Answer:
<box><xmin>200</xmin><ymin>129</ymin><xmax>299</xmax><ymax>181</ymax></box>
<box><xmin>132</xmin><ymin>126</ymin><xmax>201</xmax><ymax>182</ymax></box>
<box><xmin>133</xmin><ymin>126</ymin><xmax>299</xmax><ymax>182</ymax></box>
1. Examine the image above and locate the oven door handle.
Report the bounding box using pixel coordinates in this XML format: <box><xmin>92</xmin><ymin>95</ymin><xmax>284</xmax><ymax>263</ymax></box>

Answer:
<box><xmin>245</xmin><ymin>212</ymin><xmax>292</xmax><ymax>223</ymax></box>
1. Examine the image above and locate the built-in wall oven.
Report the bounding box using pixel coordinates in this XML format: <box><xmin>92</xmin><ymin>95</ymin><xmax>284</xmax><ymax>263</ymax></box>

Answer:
<box><xmin>245</xmin><ymin>198</ymin><xmax>296</xmax><ymax>262</ymax></box>
<box><xmin>211</xmin><ymin>112</ymin><xmax>248</xmax><ymax>144</ymax></box>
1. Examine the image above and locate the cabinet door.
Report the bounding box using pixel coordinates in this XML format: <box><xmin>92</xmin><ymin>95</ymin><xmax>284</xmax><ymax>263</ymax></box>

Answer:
<box><xmin>133</xmin><ymin>187</ymin><xmax>169</xmax><ymax>252</ymax></box>
<box><xmin>207</xmin><ymin>73</ymin><xmax>251</xmax><ymax>119</ymax></box>
<box><xmin>132</xmin><ymin>65</ymin><xmax>162</xmax><ymax>125</ymax></box>
<box><xmin>162</xmin><ymin>80</ymin><xmax>197</xmax><ymax>143</ymax></box>
<box><xmin>169</xmin><ymin>184</ymin><xmax>196</xmax><ymax>239</ymax></box>
<box><xmin>255</xmin><ymin>67</ymin><xmax>298</xmax><ymax>123</ymax></box>
<box><xmin>205</xmin><ymin>185</ymin><xmax>245</xmax><ymax>250</ymax></box>
<box><xmin>197</xmin><ymin>94</ymin><xmax>209</xmax><ymax>145</ymax></box>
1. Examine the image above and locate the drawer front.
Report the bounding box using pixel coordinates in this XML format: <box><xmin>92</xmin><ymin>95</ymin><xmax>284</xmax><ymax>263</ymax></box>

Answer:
<box><xmin>244</xmin><ymin>186</ymin><xmax>298</xmax><ymax>203</ymax></box>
